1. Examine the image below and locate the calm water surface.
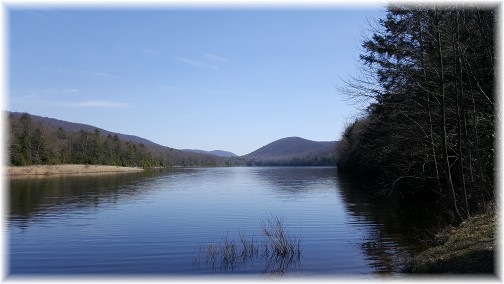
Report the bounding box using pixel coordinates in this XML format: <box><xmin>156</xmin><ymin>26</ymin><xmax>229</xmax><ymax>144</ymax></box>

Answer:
<box><xmin>8</xmin><ymin>167</ymin><xmax>433</xmax><ymax>277</ymax></box>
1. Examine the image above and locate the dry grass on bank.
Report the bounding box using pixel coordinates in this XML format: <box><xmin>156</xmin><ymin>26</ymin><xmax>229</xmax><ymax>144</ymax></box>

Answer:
<box><xmin>6</xmin><ymin>164</ymin><xmax>144</xmax><ymax>179</ymax></box>
<box><xmin>411</xmin><ymin>210</ymin><xmax>496</xmax><ymax>274</ymax></box>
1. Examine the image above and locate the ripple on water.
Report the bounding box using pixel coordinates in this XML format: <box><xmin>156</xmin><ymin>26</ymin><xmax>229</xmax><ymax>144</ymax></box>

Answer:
<box><xmin>8</xmin><ymin>167</ymin><xmax>429</xmax><ymax>275</ymax></box>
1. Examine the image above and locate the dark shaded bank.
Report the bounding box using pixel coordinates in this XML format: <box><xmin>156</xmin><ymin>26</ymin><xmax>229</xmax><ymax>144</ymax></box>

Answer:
<box><xmin>409</xmin><ymin>210</ymin><xmax>496</xmax><ymax>274</ymax></box>
<box><xmin>336</xmin><ymin>172</ymin><xmax>442</xmax><ymax>273</ymax></box>
<box><xmin>337</xmin><ymin>172</ymin><xmax>496</xmax><ymax>275</ymax></box>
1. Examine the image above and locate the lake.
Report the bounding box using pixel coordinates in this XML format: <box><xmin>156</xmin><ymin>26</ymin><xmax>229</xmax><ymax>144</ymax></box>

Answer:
<box><xmin>8</xmin><ymin>167</ymin><xmax>435</xmax><ymax>277</ymax></box>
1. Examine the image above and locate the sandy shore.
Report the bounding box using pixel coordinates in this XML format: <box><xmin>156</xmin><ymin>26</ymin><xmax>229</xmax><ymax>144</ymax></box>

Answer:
<box><xmin>6</xmin><ymin>164</ymin><xmax>144</xmax><ymax>179</ymax></box>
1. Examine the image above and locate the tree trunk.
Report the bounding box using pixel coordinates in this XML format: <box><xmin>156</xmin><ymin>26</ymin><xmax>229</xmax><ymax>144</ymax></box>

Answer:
<box><xmin>417</xmin><ymin>9</ymin><xmax>441</xmax><ymax>189</ymax></box>
<box><xmin>436</xmin><ymin>8</ymin><xmax>463</xmax><ymax>224</ymax></box>
<box><xmin>452</xmin><ymin>10</ymin><xmax>469</xmax><ymax>217</ymax></box>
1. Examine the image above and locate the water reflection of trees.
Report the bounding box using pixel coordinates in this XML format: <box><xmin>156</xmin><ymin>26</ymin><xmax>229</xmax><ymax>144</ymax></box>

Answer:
<box><xmin>336</xmin><ymin>172</ymin><xmax>440</xmax><ymax>274</ymax></box>
<box><xmin>8</xmin><ymin>168</ymin><xmax>189</xmax><ymax>228</ymax></box>
<box><xmin>243</xmin><ymin>167</ymin><xmax>437</xmax><ymax>274</ymax></box>
<box><xmin>252</xmin><ymin>167</ymin><xmax>337</xmax><ymax>194</ymax></box>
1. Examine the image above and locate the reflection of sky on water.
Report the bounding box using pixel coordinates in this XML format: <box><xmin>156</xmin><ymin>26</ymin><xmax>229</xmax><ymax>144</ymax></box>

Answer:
<box><xmin>9</xmin><ymin>167</ymin><xmax>433</xmax><ymax>275</ymax></box>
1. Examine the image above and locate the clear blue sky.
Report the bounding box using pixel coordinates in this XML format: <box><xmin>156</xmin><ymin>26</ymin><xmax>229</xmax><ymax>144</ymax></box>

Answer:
<box><xmin>8</xmin><ymin>7</ymin><xmax>384</xmax><ymax>156</ymax></box>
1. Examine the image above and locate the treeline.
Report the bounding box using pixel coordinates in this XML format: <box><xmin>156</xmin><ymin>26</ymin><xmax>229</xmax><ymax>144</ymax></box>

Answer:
<box><xmin>8</xmin><ymin>112</ymin><xmax>239</xmax><ymax>168</ymax></box>
<box><xmin>245</xmin><ymin>155</ymin><xmax>336</xmax><ymax>167</ymax></box>
<box><xmin>337</xmin><ymin>5</ymin><xmax>495</xmax><ymax>223</ymax></box>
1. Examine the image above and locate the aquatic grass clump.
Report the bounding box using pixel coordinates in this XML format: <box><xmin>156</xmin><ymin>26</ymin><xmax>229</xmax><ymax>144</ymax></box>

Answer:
<box><xmin>220</xmin><ymin>235</ymin><xmax>238</xmax><ymax>270</ymax></box>
<box><xmin>239</xmin><ymin>231</ymin><xmax>259</xmax><ymax>260</ymax></box>
<box><xmin>261</xmin><ymin>214</ymin><xmax>302</xmax><ymax>260</ymax></box>
<box><xmin>194</xmin><ymin>214</ymin><xmax>302</xmax><ymax>274</ymax></box>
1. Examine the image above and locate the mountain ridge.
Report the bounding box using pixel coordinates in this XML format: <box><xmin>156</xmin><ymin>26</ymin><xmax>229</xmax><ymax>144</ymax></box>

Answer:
<box><xmin>8</xmin><ymin>111</ymin><xmax>166</xmax><ymax>150</ymax></box>
<box><xmin>243</xmin><ymin>136</ymin><xmax>337</xmax><ymax>166</ymax></box>
<box><xmin>6</xmin><ymin>111</ymin><xmax>236</xmax><ymax>167</ymax></box>
<box><xmin>244</xmin><ymin>136</ymin><xmax>336</xmax><ymax>158</ymax></box>
<box><xmin>182</xmin><ymin>149</ymin><xmax>238</xmax><ymax>158</ymax></box>
<box><xmin>7</xmin><ymin>111</ymin><xmax>337</xmax><ymax>166</ymax></box>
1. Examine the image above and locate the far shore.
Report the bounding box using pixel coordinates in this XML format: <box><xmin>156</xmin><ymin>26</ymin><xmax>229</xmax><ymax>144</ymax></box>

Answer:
<box><xmin>6</xmin><ymin>164</ymin><xmax>144</xmax><ymax>179</ymax></box>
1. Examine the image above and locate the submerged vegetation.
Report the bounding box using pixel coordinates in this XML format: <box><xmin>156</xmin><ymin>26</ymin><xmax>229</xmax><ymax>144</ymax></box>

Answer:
<box><xmin>193</xmin><ymin>215</ymin><xmax>302</xmax><ymax>275</ymax></box>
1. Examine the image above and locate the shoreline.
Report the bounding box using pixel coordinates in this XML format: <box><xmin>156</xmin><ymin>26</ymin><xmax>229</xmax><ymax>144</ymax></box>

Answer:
<box><xmin>6</xmin><ymin>164</ymin><xmax>144</xmax><ymax>179</ymax></box>
<box><xmin>410</xmin><ymin>210</ymin><xmax>495</xmax><ymax>274</ymax></box>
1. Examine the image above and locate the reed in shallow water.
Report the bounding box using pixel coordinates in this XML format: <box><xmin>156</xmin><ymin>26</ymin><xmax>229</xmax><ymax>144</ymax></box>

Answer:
<box><xmin>194</xmin><ymin>214</ymin><xmax>302</xmax><ymax>274</ymax></box>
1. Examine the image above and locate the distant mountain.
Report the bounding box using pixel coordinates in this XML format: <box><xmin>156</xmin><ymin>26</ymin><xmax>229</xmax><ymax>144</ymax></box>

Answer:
<box><xmin>182</xmin><ymin>149</ymin><xmax>238</xmax><ymax>158</ymax></box>
<box><xmin>244</xmin><ymin>137</ymin><xmax>336</xmax><ymax>159</ymax></box>
<box><xmin>243</xmin><ymin>137</ymin><xmax>338</xmax><ymax>166</ymax></box>
<box><xmin>210</xmin><ymin>150</ymin><xmax>238</xmax><ymax>157</ymax></box>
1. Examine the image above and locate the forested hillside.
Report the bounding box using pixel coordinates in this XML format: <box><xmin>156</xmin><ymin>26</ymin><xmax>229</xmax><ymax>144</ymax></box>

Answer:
<box><xmin>7</xmin><ymin>112</ymin><xmax>239</xmax><ymax>167</ymax></box>
<box><xmin>244</xmin><ymin>137</ymin><xmax>337</xmax><ymax>166</ymax></box>
<box><xmin>337</xmin><ymin>5</ymin><xmax>495</xmax><ymax>223</ymax></box>
<box><xmin>8</xmin><ymin>111</ymin><xmax>161</xmax><ymax>148</ymax></box>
